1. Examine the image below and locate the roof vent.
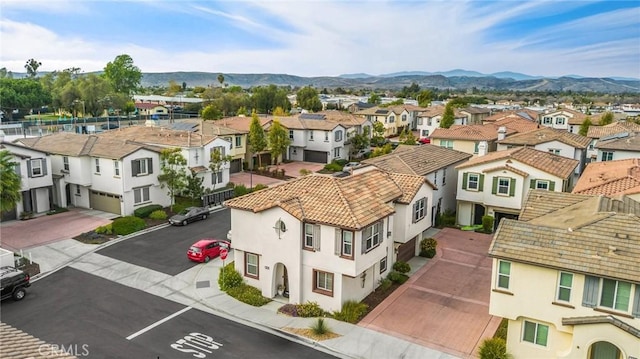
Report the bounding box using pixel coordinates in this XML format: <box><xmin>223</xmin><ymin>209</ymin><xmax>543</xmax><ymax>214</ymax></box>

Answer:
<box><xmin>608</xmin><ymin>245</ymin><xmax>618</xmax><ymax>255</ymax></box>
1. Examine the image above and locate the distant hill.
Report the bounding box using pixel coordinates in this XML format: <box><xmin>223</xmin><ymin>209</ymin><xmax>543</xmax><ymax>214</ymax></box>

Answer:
<box><xmin>140</xmin><ymin>71</ymin><xmax>640</xmax><ymax>93</ymax></box>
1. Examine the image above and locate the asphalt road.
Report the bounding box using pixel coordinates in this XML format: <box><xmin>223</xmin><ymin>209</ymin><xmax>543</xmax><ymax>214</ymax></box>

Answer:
<box><xmin>97</xmin><ymin>207</ymin><xmax>231</xmax><ymax>276</ymax></box>
<box><xmin>1</xmin><ymin>267</ymin><xmax>337</xmax><ymax>359</ymax></box>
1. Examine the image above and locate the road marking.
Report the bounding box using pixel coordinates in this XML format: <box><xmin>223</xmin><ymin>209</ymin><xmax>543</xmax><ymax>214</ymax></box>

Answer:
<box><xmin>126</xmin><ymin>306</ymin><xmax>192</xmax><ymax>340</ymax></box>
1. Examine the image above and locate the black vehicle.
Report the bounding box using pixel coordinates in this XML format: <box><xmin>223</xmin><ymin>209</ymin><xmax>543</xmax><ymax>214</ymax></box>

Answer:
<box><xmin>168</xmin><ymin>207</ymin><xmax>209</xmax><ymax>226</ymax></box>
<box><xmin>101</xmin><ymin>122</ymin><xmax>120</xmax><ymax>130</ymax></box>
<box><xmin>0</xmin><ymin>266</ymin><xmax>31</xmax><ymax>301</ymax></box>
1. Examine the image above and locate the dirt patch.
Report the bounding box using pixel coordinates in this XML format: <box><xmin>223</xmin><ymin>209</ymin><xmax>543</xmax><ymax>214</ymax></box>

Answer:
<box><xmin>282</xmin><ymin>327</ymin><xmax>341</xmax><ymax>341</ymax></box>
<box><xmin>359</xmin><ymin>282</ymin><xmax>402</xmax><ymax>318</ymax></box>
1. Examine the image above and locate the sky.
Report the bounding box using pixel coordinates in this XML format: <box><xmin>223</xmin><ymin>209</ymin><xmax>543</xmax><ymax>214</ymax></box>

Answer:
<box><xmin>1</xmin><ymin>0</ymin><xmax>639</xmax><ymax>79</ymax></box>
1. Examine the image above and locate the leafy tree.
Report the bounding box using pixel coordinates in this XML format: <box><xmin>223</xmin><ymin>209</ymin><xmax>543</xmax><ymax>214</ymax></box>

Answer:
<box><xmin>209</xmin><ymin>147</ymin><xmax>232</xmax><ymax>190</ymax></box>
<box><xmin>296</xmin><ymin>86</ymin><xmax>322</xmax><ymax>112</ymax></box>
<box><xmin>185</xmin><ymin>170</ymin><xmax>204</xmax><ymax>203</ymax></box>
<box><xmin>77</xmin><ymin>73</ymin><xmax>112</xmax><ymax>117</ymax></box>
<box><xmin>440</xmin><ymin>103</ymin><xmax>455</xmax><ymax>128</ymax></box>
<box><xmin>157</xmin><ymin>148</ymin><xmax>188</xmax><ymax>211</ymax></box>
<box><xmin>381</xmin><ymin>98</ymin><xmax>404</xmax><ymax>107</ymax></box>
<box><xmin>248</xmin><ymin>112</ymin><xmax>268</xmax><ymax>169</ymax></box>
<box><xmin>217</xmin><ymin>74</ymin><xmax>225</xmax><ymax>87</ymax></box>
<box><xmin>167</xmin><ymin>80</ymin><xmax>182</xmax><ymax>96</ymax></box>
<box><xmin>267</xmin><ymin>119</ymin><xmax>291</xmax><ymax>167</ymax></box>
<box><xmin>371</xmin><ymin>121</ymin><xmax>386</xmax><ymax>146</ymax></box>
<box><xmin>0</xmin><ymin>150</ymin><xmax>22</xmax><ymax>213</ymax></box>
<box><xmin>0</xmin><ymin>78</ymin><xmax>51</xmax><ymax>120</ymax></box>
<box><xmin>417</xmin><ymin>90</ymin><xmax>432</xmax><ymax>107</ymax></box>
<box><xmin>370</xmin><ymin>143</ymin><xmax>392</xmax><ymax>158</ymax></box>
<box><xmin>237</xmin><ymin>106</ymin><xmax>249</xmax><ymax>116</ymax></box>
<box><xmin>348</xmin><ymin>126</ymin><xmax>370</xmax><ymax>158</ymax></box>
<box><xmin>368</xmin><ymin>93</ymin><xmax>381</xmax><ymax>105</ymax></box>
<box><xmin>24</xmin><ymin>58</ymin><xmax>42</xmax><ymax>78</ymax></box>
<box><xmin>398</xmin><ymin>128</ymin><xmax>417</xmax><ymax>145</ymax></box>
<box><xmin>182</xmin><ymin>82</ymin><xmax>187</xmax><ymax>91</ymax></box>
<box><xmin>251</xmin><ymin>85</ymin><xmax>291</xmax><ymax>114</ymax></box>
<box><xmin>599</xmin><ymin>111</ymin><xmax>614</xmax><ymax>125</ymax></box>
<box><xmin>123</xmin><ymin>101</ymin><xmax>136</xmax><ymax>123</ymax></box>
<box><xmin>398</xmin><ymin>82</ymin><xmax>421</xmax><ymax>99</ymax></box>
<box><xmin>103</xmin><ymin>54</ymin><xmax>142</xmax><ymax>95</ymax></box>
<box><xmin>579</xmin><ymin>117</ymin><xmax>592</xmax><ymax>136</ymax></box>
<box><xmin>0</xmin><ymin>67</ymin><xmax>12</xmax><ymax>79</ymax></box>
<box><xmin>272</xmin><ymin>106</ymin><xmax>288</xmax><ymax>116</ymax></box>
<box><xmin>201</xmin><ymin>104</ymin><xmax>222</xmax><ymax>120</ymax></box>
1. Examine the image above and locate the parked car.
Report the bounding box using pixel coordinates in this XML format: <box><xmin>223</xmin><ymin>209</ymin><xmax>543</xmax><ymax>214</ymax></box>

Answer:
<box><xmin>101</xmin><ymin>122</ymin><xmax>119</xmax><ymax>130</ymax></box>
<box><xmin>169</xmin><ymin>207</ymin><xmax>209</xmax><ymax>226</ymax></box>
<box><xmin>187</xmin><ymin>239</ymin><xmax>231</xmax><ymax>263</ymax></box>
<box><xmin>342</xmin><ymin>162</ymin><xmax>362</xmax><ymax>172</ymax></box>
<box><xmin>1</xmin><ymin>266</ymin><xmax>31</xmax><ymax>301</ymax></box>
<box><xmin>418</xmin><ymin>137</ymin><xmax>431</xmax><ymax>144</ymax></box>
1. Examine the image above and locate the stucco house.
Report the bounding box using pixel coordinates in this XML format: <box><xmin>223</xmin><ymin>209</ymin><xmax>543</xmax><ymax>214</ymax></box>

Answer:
<box><xmin>0</xmin><ymin>142</ymin><xmax>53</xmax><ymax>221</ymax></box>
<box><xmin>572</xmin><ymin>158</ymin><xmax>640</xmax><ymax>201</ymax></box>
<box><xmin>415</xmin><ymin>105</ymin><xmax>467</xmax><ymax>139</ymax></box>
<box><xmin>482</xmin><ymin>109</ymin><xmax>540</xmax><ymax>125</ymax></box>
<box><xmin>455</xmin><ymin>147</ymin><xmax>579</xmax><ymax>227</ymax></box>
<box><xmin>459</xmin><ymin>106</ymin><xmax>491</xmax><ymax>125</ymax></box>
<box><xmin>355</xmin><ymin>105</ymin><xmax>424</xmax><ymax>138</ymax></box>
<box><xmin>585</xmin><ymin>121</ymin><xmax>640</xmax><ymax>161</ymax></box>
<box><xmin>224</xmin><ymin>168</ymin><xmax>433</xmax><ymax>312</ymax></box>
<box><xmin>488</xmin><ymin>190</ymin><xmax>640</xmax><ymax>359</ymax></box>
<box><xmin>595</xmin><ymin>132</ymin><xmax>640</xmax><ymax>162</ymax></box>
<box><xmin>538</xmin><ymin>108</ymin><xmax>587</xmax><ymax>134</ymax></box>
<box><xmin>135</xmin><ymin>102</ymin><xmax>169</xmax><ymax>119</ymax></box>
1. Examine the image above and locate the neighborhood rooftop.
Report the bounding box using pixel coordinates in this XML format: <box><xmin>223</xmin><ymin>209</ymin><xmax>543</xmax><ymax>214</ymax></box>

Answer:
<box><xmin>362</xmin><ymin>144</ymin><xmax>472</xmax><ymax>177</ymax></box>
<box><xmin>572</xmin><ymin>158</ymin><xmax>640</xmax><ymax>196</ymax></box>
<box><xmin>497</xmin><ymin>126</ymin><xmax>591</xmax><ymax>148</ymax></box>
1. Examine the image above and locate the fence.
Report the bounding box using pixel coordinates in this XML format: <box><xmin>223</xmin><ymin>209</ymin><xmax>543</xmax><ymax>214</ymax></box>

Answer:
<box><xmin>202</xmin><ymin>189</ymin><xmax>235</xmax><ymax>207</ymax></box>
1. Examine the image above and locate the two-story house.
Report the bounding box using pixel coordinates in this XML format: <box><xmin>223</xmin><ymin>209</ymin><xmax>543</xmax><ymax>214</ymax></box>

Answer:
<box><xmin>224</xmin><ymin>168</ymin><xmax>433</xmax><ymax>312</ymax></box>
<box><xmin>212</xmin><ymin>115</ymin><xmax>273</xmax><ymax>168</ymax></box>
<box><xmin>135</xmin><ymin>102</ymin><xmax>169</xmax><ymax>120</ymax></box>
<box><xmin>488</xmin><ymin>190</ymin><xmax>640</xmax><ymax>359</ymax></box>
<box><xmin>482</xmin><ymin>109</ymin><xmax>540</xmax><ymax>125</ymax></box>
<box><xmin>538</xmin><ymin>108</ymin><xmax>587</xmax><ymax>134</ymax></box>
<box><xmin>459</xmin><ymin>106</ymin><xmax>491</xmax><ymax>125</ymax></box>
<box><xmin>586</xmin><ymin>121</ymin><xmax>640</xmax><ymax>161</ymax></box>
<box><xmin>595</xmin><ymin>132</ymin><xmax>640</xmax><ymax>162</ymax></box>
<box><xmin>194</xmin><ymin>120</ymin><xmax>248</xmax><ymax>173</ymax></box>
<box><xmin>415</xmin><ymin>105</ymin><xmax>467</xmax><ymax>139</ymax></box>
<box><xmin>0</xmin><ymin>142</ymin><xmax>53</xmax><ymax>221</ymax></box>
<box><xmin>572</xmin><ymin>158</ymin><xmax>640</xmax><ymax>201</ymax></box>
<box><xmin>497</xmin><ymin>127</ymin><xmax>591</xmax><ymax>176</ymax></box>
<box><xmin>455</xmin><ymin>147</ymin><xmax>579</xmax><ymax>227</ymax></box>
<box><xmin>355</xmin><ymin>105</ymin><xmax>424</xmax><ymax>138</ymax></box>
<box><xmin>362</xmin><ymin>144</ymin><xmax>472</xmax><ymax>225</ymax></box>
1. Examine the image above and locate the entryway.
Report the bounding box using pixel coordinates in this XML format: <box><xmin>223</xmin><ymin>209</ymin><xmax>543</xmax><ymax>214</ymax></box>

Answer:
<box><xmin>273</xmin><ymin>262</ymin><xmax>289</xmax><ymax>300</ymax></box>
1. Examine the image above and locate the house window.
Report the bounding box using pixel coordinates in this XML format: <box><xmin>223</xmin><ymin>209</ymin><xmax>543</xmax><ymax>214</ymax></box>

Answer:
<box><xmin>466</xmin><ymin>173</ymin><xmax>480</xmax><ymax>191</ymax></box>
<box><xmin>442</xmin><ymin>167</ymin><xmax>446</xmax><ymax>185</ymax></box>
<box><xmin>63</xmin><ymin>156</ymin><xmax>69</xmax><ymax>171</ymax></box>
<box><xmin>523</xmin><ymin>321</ymin><xmax>548</xmax><ymax>347</ymax></box>
<box><xmin>95</xmin><ymin>158</ymin><xmax>100</xmax><ymax>174</ymax></box>
<box><xmin>313</xmin><ymin>270</ymin><xmax>333</xmax><ymax>294</ymax></box>
<box><xmin>212</xmin><ymin>171</ymin><xmax>223</xmax><ymax>185</ymax></box>
<box><xmin>421</xmin><ymin>130</ymin><xmax>429</xmax><ymax>137</ymax></box>
<box><xmin>114</xmin><ymin>160</ymin><xmax>120</xmax><ymax>177</ymax></box>
<box><xmin>402</xmin><ymin>114</ymin><xmax>407</xmax><ymax>122</ymax></box>
<box><xmin>474</xmin><ymin>142</ymin><xmax>479</xmax><ymax>154</ymax></box>
<box><xmin>418</xmin><ymin>118</ymin><xmax>423</xmax><ymax>125</ymax></box>
<box><xmin>235</xmin><ymin>136</ymin><xmax>242</xmax><ymax>148</ymax></box>
<box><xmin>556</xmin><ymin>117</ymin><xmax>566</xmax><ymax>125</ymax></box>
<box><xmin>439</xmin><ymin>140</ymin><xmax>453</xmax><ymax>149</ymax></box>
<box><xmin>600</xmin><ymin>279</ymin><xmax>632</xmax><ymax>312</ymax></box>
<box><xmin>133</xmin><ymin>186</ymin><xmax>150</xmax><ymax>204</ymax></box>
<box><xmin>363</xmin><ymin>221</ymin><xmax>382</xmax><ymax>252</ymax></box>
<box><xmin>309</xmin><ymin>131</ymin><xmax>314</xmax><ymax>141</ymax></box>
<box><xmin>434</xmin><ymin>170</ymin><xmax>437</xmax><ymax>184</ymax></box>
<box><xmin>389</xmin><ymin>115</ymin><xmax>395</xmax><ymax>123</ymax></box>
<box><xmin>132</xmin><ymin>158</ymin><xmax>152</xmax><ymax>176</ymax></box>
<box><xmin>427</xmin><ymin>118</ymin><xmax>432</xmax><ymax>126</ymax></box>
<box><xmin>548</xmin><ymin>148</ymin><xmax>560</xmax><ymax>155</ymax></box>
<box><xmin>289</xmin><ymin>130</ymin><xmax>294</xmax><ymax>140</ymax></box>
<box><xmin>224</xmin><ymin>137</ymin><xmax>233</xmax><ymax>148</ymax></box>
<box><xmin>380</xmin><ymin>256</ymin><xmax>387</xmax><ymax>274</ymax></box>
<box><xmin>341</xmin><ymin>230</ymin><xmax>353</xmax><ymax>257</ymax></box>
<box><xmin>497</xmin><ymin>260</ymin><xmax>511</xmax><ymax>289</ymax></box>
<box><xmin>333</xmin><ymin>147</ymin><xmax>341</xmax><ymax>158</ymax></box>
<box><xmin>413</xmin><ymin>197</ymin><xmax>426</xmax><ymax>223</ymax></box>
<box><xmin>29</xmin><ymin>159</ymin><xmax>43</xmax><ymax>177</ymax></box>
<box><xmin>543</xmin><ymin>117</ymin><xmax>552</xmax><ymax>124</ymax></box>
<box><xmin>601</xmin><ymin>151</ymin><xmax>614</xmax><ymax>161</ymax></box>
<box><xmin>76</xmin><ymin>185</ymin><xmax>81</xmax><ymax>195</ymax></box>
<box><xmin>245</xmin><ymin>252</ymin><xmax>259</xmax><ymax>278</ymax></box>
<box><xmin>334</xmin><ymin>130</ymin><xmax>343</xmax><ymax>142</ymax></box>
<box><xmin>557</xmin><ymin>272</ymin><xmax>573</xmax><ymax>302</ymax></box>
<box><xmin>497</xmin><ymin>177</ymin><xmax>510</xmax><ymax>195</ymax></box>
<box><xmin>324</xmin><ymin>131</ymin><xmax>329</xmax><ymax>142</ymax></box>
<box><xmin>304</xmin><ymin>223</ymin><xmax>320</xmax><ymax>250</ymax></box>
<box><xmin>212</xmin><ymin>146</ymin><xmax>226</xmax><ymax>158</ymax></box>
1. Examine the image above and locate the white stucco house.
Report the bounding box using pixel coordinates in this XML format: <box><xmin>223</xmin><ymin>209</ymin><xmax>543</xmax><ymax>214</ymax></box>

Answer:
<box><xmin>415</xmin><ymin>105</ymin><xmax>467</xmax><ymax>139</ymax></box>
<box><xmin>538</xmin><ymin>108</ymin><xmax>587</xmax><ymax>134</ymax></box>
<box><xmin>594</xmin><ymin>132</ymin><xmax>640</xmax><ymax>162</ymax></box>
<box><xmin>224</xmin><ymin>168</ymin><xmax>433</xmax><ymax>312</ymax></box>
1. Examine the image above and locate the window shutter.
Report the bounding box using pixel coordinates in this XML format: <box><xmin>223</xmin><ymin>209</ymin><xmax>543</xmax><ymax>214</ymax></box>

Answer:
<box><xmin>132</xmin><ymin>160</ymin><xmax>140</xmax><ymax>176</ymax></box>
<box><xmin>335</xmin><ymin>228</ymin><xmax>341</xmax><ymax>256</ymax></box>
<box><xmin>492</xmin><ymin>177</ymin><xmax>498</xmax><ymax>194</ymax></box>
<box><xmin>412</xmin><ymin>202</ymin><xmax>418</xmax><ymax>223</ymax></box>
<box><xmin>632</xmin><ymin>285</ymin><xmax>640</xmax><ymax>318</ymax></box>
<box><xmin>361</xmin><ymin>230</ymin><xmax>366</xmax><ymax>255</ymax></box>
<box><xmin>509</xmin><ymin>178</ymin><xmax>516</xmax><ymax>197</ymax></box>
<box><xmin>549</xmin><ymin>181</ymin><xmax>555</xmax><ymax>191</ymax></box>
<box><xmin>27</xmin><ymin>160</ymin><xmax>32</xmax><ymax>178</ymax></box>
<box><xmin>147</xmin><ymin>158</ymin><xmax>153</xmax><ymax>174</ymax></box>
<box><xmin>582</xmin><ymin>275</ymin><xmax>599</xmax><ymax>308</ymax></box>
<box><xmin>462</xmin><ymin>173</ymin><xmax>468</xmax><ymax>189</ymax></box>
<box><xmin>42</xmin><ymin>159</ymin><xmax>48</xmax><ymax>175</ymax></box>
<box><xmin>479</xmin><ymin>174</ymin><xmax>484</xmax><ymax>192</ymax></box>
<box><xmin>14</xmin><ymin>163</ymin><xmax>21</xmax><ymax>177</ymax></box>
<box><xmin>380</xmin><ymin>221</ymin><xmax>384</xmax><ymax>244</ymax></box>
<box><xmin>313</xmin><ymin>225</ymin><xmax>320</xmax><ymax>251</ymax></box>
<box><xmin>530</xmin><ymin>179</ymin><xmax>536</xmax><ymax>189</ymax></box>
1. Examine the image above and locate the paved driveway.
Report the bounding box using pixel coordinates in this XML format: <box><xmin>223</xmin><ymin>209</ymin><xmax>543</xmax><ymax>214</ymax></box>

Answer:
<box><xmin>359</xmin><ymin>228</ymin><xmax>501</xmax><ymax>358</ymax></box>
<box><xmin>230</xmin><ymin>161</ymin><xmax>326</xmax><ymax>188</ymax></box>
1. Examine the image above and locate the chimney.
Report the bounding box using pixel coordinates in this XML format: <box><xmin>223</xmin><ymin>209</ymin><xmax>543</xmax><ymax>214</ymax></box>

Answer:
<box><xmin>478</xmin><ymin>141</ymin><xmax>488</xmax><ymax>156</ymax></box>
<box><xmin>497</xmin><ymin>126</ymin><xmax>507</xmax><ymax>141</ymax></box>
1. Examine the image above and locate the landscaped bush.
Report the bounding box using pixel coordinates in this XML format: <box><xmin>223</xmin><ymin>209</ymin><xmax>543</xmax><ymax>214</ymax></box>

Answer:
<box><xmin>226</xmin><ymin>284</ymin><xmax>272</xmax><ymax>306</ymax></box>
<box><xmin>332</xmin><ymin>300</ymin><xmax>369</xmax><ymax>323</ymax></box>
<box><xmin>436</xmin><ymin>209</ymin><xmax>456</xmax><ymax>228</ymax></box>
<box><xmin>95</xmin><ymin>223</ymin><xmax>113</xmax><ymax>235</ymax></box>
<box><xmin>296</xmin><ymin>301</ymin><xmax>326</xmax><ymax>318</ymax></box>
<box><xmin>323</xmin><ymin>162</ymin><xmax>342</xmax><ymax>172</ymax></box>
<box><xmin>378</xmin><ymin>277</ymin><xmax>393</xmax><ymax>291</ymax></box>
<box><xmin>335</xmin><ymin>159</ymin><xmax>348</xmax><ymax>166</ymax></box>
<box><xmin>278</xmin><ymin>303</ymin><xmax>299</xmax><ymax>317</ymax></box>
<box><xmin>392</xmin><ymin>260</ymin><xmax>411</xmax><ymax>274</ymax></box>
<box><xmin>252</xmin><ymin>184</ymin><xmax>268</xmax><ymax>192</ymax></box>
<box><xmin>478</xmin><ymin>337</ymin><xmax>509</xmax><ymax>359</ymax></box>
<box><xmin>299</xmin><ymin>168</ymin><xmax>312</xmax><ymax>176</ymax></box>
<box><xmin>420</xmin><ymin>237</ymin><xmax>438</xmax><ymax>258</ymax></box>
<box><xmin>387</xmin><ymin>271</ymin><xmax>409</xmax><ymax>284</ymax></box>
<box><xmin>310</xmin><ymin>318</ymin><xmax>329</xmax><ymax>335</ymax></box>
<box><xmin>494</xmin><ymin>318</ymin><xmax>508</xmax><ymax>340</ymax></box>
<box><xmin>234</xmin><ymin>184</ymin><xmax>251</xmax><ymax>197</ymax></box>
<box><xmin>112</xmin><ymin>216</ymin><xmax>146</xmax><ymax>235</ymax></box>
<box><xmin>134</xmin><ymin>204</ymin><xmax>163</xmax><ymax>218</ymax></box>
<box><xmin>481</xmin><ymin>215</ymin><xmax>495</xmax><ymax>233</ymax></box>
<box><xmin>218</xmin><ymin>262</ymin><xmax>243</xmax><ymax>291</ymax></box>
<box><xmin>148</xmin><ymin>210</ymin><xmax>168</xmax><ymax>220</ymax></box>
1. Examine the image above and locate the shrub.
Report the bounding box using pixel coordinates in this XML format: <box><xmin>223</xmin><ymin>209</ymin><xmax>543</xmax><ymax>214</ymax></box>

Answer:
<box><xmin>226</xmin><ymin>284</ymin><xmax>271</xmax><ymax>306</ymax></box>
<box><xmin>494</xmin><ymin>318</ymin><xmax>508</xmax><ymax>340</ymax></box>
<box><xmin>252</xmin><ymin>184</ymin><xmax>268</xmax><ymax>192</ymax></box>
<box><xmin>482</xmin><ymin>215</ymin><xmax>495</xmax><ymax>233</ymax></box>
<box><xmin>420</xmin><ymin>237</ymin><xmax>438</xmax><ymax>258</ymax></box>
<box><xmin>378</xmin><ymin>278</ymin><xmax>393</xmax><ymax>291</ymax></box>
<box><xmin>332</xmin><ymin>301</ymin><xmax>369</xmax><ymax>323</ymax></box>
<box><xmin>278</xmin><ymin>303</ymin><xmax>299</xmax><ymax>317</ymax></box>
<box><xmin>218</xmin><ymin>262</ymin><xmax>243</xmax><ymax>291</ymax></box>
<box><xmin>478</xmin><ymin>337</ymin><xmax>509</xmax><ymax>359</ymax></box>
<box><xmin>296</xmin><ymin>301</ymin><xmax>325</xmax><ymax>318</ymax></box>
<box><xmin>148</xmin><ymin>210</ymin><xmax>168</xmax><ymax>220</ymax></box>
<box><xmin>436</xmin><ymin>209</ymin><xmax>456</xmax><ymax>228</ymax></box>
<box><xmin>134</xmin><ymin>204</ymin><xmax>163</xmax><ymax>218</ymax></box>
<box><xmin>95</xmin><ymin>224</ymin><xmax>113</xmax><ymax>235</ymax></box>
<box><xmin>323</xmin><ymin>162</ymin><xmax>342</xmax><ymax>172</ymax></box>
<box><xmin>392</xmin><ymin>260</ymin><xmax>411</xmax><ymax>274</ymax></box>
<box><xmin>111</xmin><ymin>216</ymin><xmax>146</xmax><ymax>235</ymax></box>
<box><xmin>335</xmin><ymin>159</ymin><xmax>348</xmax><ymax>166</ymax></box>
<box><xmin>310</xmin><ymin>318</ymin><xmax>329</xmax><ymax>335</ymax></box>
<box><xmin>299</xmin><ymin>168</ymin><xmax>312</xmax><ymax>176</ymax></box>
<box><xmin>234</xmin><ymin>184</ymin><xmax>251</xmax><ymax>197</ymax></box>
<box><xmin>387</xmin><ymin>271</ymin><xmax>409</xmax><ymax>284</ymax></box>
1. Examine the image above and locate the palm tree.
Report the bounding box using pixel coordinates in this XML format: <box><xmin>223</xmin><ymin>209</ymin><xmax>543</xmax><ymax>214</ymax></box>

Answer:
<box><xmin>0</xmin><ymin>150</ymin><xmax>22</xmax><ymax>213</ymax></box>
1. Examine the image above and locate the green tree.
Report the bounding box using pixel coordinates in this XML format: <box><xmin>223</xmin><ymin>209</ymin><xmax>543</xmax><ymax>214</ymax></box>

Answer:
<box><xmin>123</xmin><ymin>101</ymin><xmax>136</xmax><ymax>123</ymax></box>
<box><xmin>103</xmin><ymin>54</ymin><xmax>142</xmax><ymax>95</ymax></box>
<box><xmin>167</xmin><ymin>80</ymin><xmax>182</xmax><ymax>96</ymax></box>
<box><xmin>157</xmin><ymin>148</ymin><xmax>188</xmax><ymax>211</ymax></box>
<box><xmin>348</xmin><ymin>126</ymin><xmax>370</xmax><ymax>158</ymax></box>
<box><xmin>217</xmin><ymin>74</ymin><xmax>225</xmax><ymax>87</ymax></box>
<box><xmin>599</xmin><ymin>111</ymin><xmax>614</xmax><ymax>125</ymax></box>
<box><xmin>248</xmin><ymin>112</ymin><xmax>268</xmax><ymax>169</ymax></box>
<box><xmin>272</xmin><ymin>106</ymin><xmax>288</xmax><ymax>116</ymax></box>
<box><xmin>267</xmin><ymin>119</ymin><xmax>291</xmax><ymax>167</ymax></box>
<box><xmin>185</xmin><ymin>170</ymin><xmax>204</xmax><ymax>204</ymax></box>
<box><xmin>398</xmin><ymin>127</ymin><xmax>417</xmax><ymax>145</ymax></box>
<box><xmin>0</xmin><ymin>78</ymin><xmax>51</xmax><ymax>120</ymax></box>
<box><xmin>440</xmin><ymin>103</ymin><xmax>455</xmax><ymax>128</ymax></box>
<box><xmin>370</xmin><ymin>143</ymin><xmax>393</xmax><ymax>158</ymax></box>
<box><xmin>77</xmin><ymin>73</ymin><xmax>112</xmax><ymax>117</ymax></box>
<box><xmin>417</xmin><ymin>90</ymin><xmax>432</xmax><ymax>107</ymax></box>
<box><xmin>0</xmin><ymin>150</ymin><xmax>22</xmax><ymax>213</ymax></box>
<box><xmin>371</xmin><ymin>121</ymin><xmax>386</xmax><ymax>146</ymax></box>
<box><xmin>209</xmin><ymin>147</ymin><xmax>232</xmax><ymax>190</ymax></box>
<box><xmin>368</xmin><ymin>93</ymin><xmax>381</xmax><ymax>105</ymax></box>
<box><xmin>296</xmin><ymin>86</ymin><xmax>323</xmax><ymax>112</ymax></box>
<box><xmin>201</xmin><ymin>104</ymin><xmax>222</xmax><ymax>120</ymax></box>
<box><xmin>24</xmin><ymin>58</ymin><xmax>42</xmax><ymax>78</ymax></box>
<box><xmin>251</xmin><ymin>85</ymin><xmax>291</xmax><ymax>114</ymax></box>
<box><xmin>579</xmin><ymin>117</ymin><xmax>592</xmax><ymax>136</ymax></box>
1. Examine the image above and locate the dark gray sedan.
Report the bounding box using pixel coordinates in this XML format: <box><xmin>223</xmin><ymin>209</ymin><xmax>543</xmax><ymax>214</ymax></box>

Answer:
<box><xmin>168</xmin><ymin>207</ymin><xmax>209</xmax><ymax>226</ymax></box>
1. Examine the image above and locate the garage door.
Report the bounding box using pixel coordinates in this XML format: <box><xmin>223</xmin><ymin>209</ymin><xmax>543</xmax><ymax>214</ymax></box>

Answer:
<box><xmin>304</xmin><ymin>150</ymin><xmax>328</xmax><ymax>164</ymax></box>
<box><xmin>397</xmin><ymin>236</ymin><xmax>417</xmax><ymax>262</ymax></box>
<box><xmin>230</xmin><ymin>159</ymin><xmax>242</xmax><ymax>173</ymax></box>
<box><xmin>90</xmin><ymin>190</ymin><xmax>122</xmax><ymax>215</ymax></box>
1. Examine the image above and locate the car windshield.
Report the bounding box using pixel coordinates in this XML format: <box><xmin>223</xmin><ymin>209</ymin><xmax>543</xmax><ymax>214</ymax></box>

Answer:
<box><xmin>189</xmin><ymin>246</ymin><xmax>201</xmax><ymax>253</ymax></box>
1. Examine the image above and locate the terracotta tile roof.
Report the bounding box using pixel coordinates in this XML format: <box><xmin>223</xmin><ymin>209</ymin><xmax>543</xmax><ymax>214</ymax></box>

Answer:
<box><xmin>386</xmin><ymin>172</ymin><xmax>432</xmax><ymax>203</ymax></box>
<box><xmin>214</xmin><ymin>116</ymin><xmax>273</xmax><ymax>132</ymax></box>
<box><xmin>596</xmin><ymin>132</ymin><xmax>640</xmax><ymax>151</ymax></box>
<box><xmin>587</xmin><ymin>121</ymin><xmax>640</xmax><ymax>138</ymax></box>
<box><xmin>456</xmin><ymin>147</ymin><xmax>578</xmax><ymax>179</ymax></box>
<box><xmin>97</xmin><ymin>126</ymin><xmax>218</xmax><ymax>148</ymax></box>
<box><xmin>461</xmin><ymin>106</ymin><xmax>491</xmax><ymax>115</ymax></box>
<box><xmin>493</xmin><ymin>117</ymin><xmax>541</xmax><ymax>134</ymax></box>
<box><xmin>483</xmin><ymin>164</ymin><xmax>529</xmax><ymax>177</ymax></box>
<box><xmin>431</xmin><ymin>124</ymin><xmax>513</xmax><ymax>141</ymax></box>
<box><xmin>362</xmin><ymin>144</ymin><xmax>472</xmax><ymax>177</ymax></box>
<box><xmin>417</xmin><ymin>105</ymin><xmax>465</xmax><ymax>118</ymax></box>
<box><xmin>573</xmin><ymin>159</ymin><xmax>640</xmax><ymax>196</ymax></box>
<box><xmin>541</xmin><ymin>108</ymin><xmax>587</xmax><ymax>125</ymax></box>
<box><xmin>182</xmin><ymin>119</ymin><xmax>246</xmax><ymax>136</ymax></box>
<box><xmin>483</xmin><ymin>109</ymin><xmax>540</xmax><ymax>123</ymax></box>
<box><xmin>497</xmin><ymin>127</ymin><xmax>591</xmax><ymax>148</ymax></box>
<box><xmin>489</xmin><ymin>190</ymin><xmax>640</xmax><ymax>283</ymax></box>
<box><xmin>0</xmin><ymin>322</ymin><xmax>77</xmax><ymax>359</ymax></box>
<box><xmin>225</xmin><ymin>169</ymin><xmax>408</xmax><ymax>230</ymax></box>
<box><xmin>135</xmin><ymin>102</ymin><xmax>166</xmax><ymax>110</ymax></box>
<box><xmin>562</xmin><ymin>316</ymin><xmax>640</xmax><ymax>338</ymax></box>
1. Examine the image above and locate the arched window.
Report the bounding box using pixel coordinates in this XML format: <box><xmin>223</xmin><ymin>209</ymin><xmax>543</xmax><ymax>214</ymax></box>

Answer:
<box><xmin>589</xmin><ymin>341</ymin><xmax>621</xmax><ymax>359</ymax></box>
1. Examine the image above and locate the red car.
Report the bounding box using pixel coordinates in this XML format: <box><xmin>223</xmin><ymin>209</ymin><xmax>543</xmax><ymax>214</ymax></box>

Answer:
<box><xmin>418</xmin><ymin>137</ymin><xmax>431</xmax><ymax>144</ymax></box>
<box><xmin>187</xmin><ymin>239</ymin><xmax>231</xmax><ymax>263</ymax></box>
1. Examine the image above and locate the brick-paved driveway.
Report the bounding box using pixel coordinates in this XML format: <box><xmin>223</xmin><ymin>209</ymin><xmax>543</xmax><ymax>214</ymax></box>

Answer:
<box><xmin>359</xmin><ymin>228</ymin><xmax>502</xmax><ymax>358</ymax></box>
